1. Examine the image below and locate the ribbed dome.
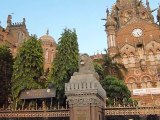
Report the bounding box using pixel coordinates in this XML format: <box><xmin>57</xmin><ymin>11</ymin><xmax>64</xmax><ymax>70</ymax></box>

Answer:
<box><xmin>39</xmin><ymin>30</ymin><xmax>56</xmax><ymax>45</ymax></box>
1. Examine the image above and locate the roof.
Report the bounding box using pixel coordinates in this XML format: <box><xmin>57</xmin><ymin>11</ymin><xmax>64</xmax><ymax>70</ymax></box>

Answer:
<box><xmin>39</xmin><ymin>30</ymin><xmax>57</xmax><ymax>45</ymax></box>
<box><xmin>20</xmin><ymin>88</ymin><xmax>56</xmax><ymax>99</ymax></box>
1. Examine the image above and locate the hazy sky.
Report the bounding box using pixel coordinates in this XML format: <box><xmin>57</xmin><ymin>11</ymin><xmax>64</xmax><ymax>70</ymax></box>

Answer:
<box><xmin>0</xmin><ymin>0</ymin><xmax>159</xmax><ymax>55</ymax></box>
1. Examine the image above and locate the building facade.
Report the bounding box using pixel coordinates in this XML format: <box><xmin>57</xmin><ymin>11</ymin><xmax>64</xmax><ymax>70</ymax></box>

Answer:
<box><xmin>106</xmin><ymin>0</ymin><xmax>160</xmax><ymax>106</ymax></box>
<box><xmin>0</xmin><ymin>15</ymin><xmax>57</xmax><ymax>107</ymax></box>
<box><xmin>0</xmin><ymin>15</ymin><xmax>57</xmax><ymax>70</ymax></box>
<box><xmin>39</xmin><ymin>30</ymin><xmax>57</xmax><ymax>71</ymax></box>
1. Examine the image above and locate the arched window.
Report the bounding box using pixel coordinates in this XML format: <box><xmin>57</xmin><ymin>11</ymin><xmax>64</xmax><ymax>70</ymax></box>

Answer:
<box><xmin>45</xmin><ymin>48</ymin><xmax>49</xmax><ymax>62</ymax></box>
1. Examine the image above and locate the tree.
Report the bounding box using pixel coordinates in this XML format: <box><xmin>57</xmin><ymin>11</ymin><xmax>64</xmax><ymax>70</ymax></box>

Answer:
<box><xmin>0</xmin><ymin>45</ymin><xmax>13</xmax><ymax>108</ymax></box>
<box><xmin>100</xmin><ymin>76</ymin><xmax>131</xmax><ymax>106</ymax></box>
<box><xmin>12</xmin><ymin>36</ymin><xmax>44</xmax><ymax>104</ymax></box>
<box><xmin>48</xmin><ymin>28</ymin><xmax>79</xmax><ymax>105</ymax></box>
<box><xmin>93</xmin><ymin>51</ymin><xmax>127</xmax><ymax>81</ymax></box>
<box><xmin>102</xmin><ymin>51</ymin><xmax>127</xmax><ymax>80</ymax></box>
<box><xmin>93</xmin><ymin>61</ymin><xmax>104</xmax><ymax>80</ymax></box>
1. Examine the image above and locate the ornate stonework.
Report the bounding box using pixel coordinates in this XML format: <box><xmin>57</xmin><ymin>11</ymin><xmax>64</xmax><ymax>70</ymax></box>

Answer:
<box><xmin>65</xmin><ymin>54</ymin><xmax>106</xmax><ymax>120</ymax></box>
<box><xmin>0</xmin><ymin>15</ymin><xmax>57</xmax><ymax>71</ymax></box>
<box><xmin>106</xmin><ymin>0</ymin><xmax>160</xmax><ymax>106</ymax></box>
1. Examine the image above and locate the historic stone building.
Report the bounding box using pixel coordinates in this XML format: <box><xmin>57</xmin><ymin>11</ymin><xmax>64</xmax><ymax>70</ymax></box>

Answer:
<box><xmin>0</xmin><ymin>15</ymin><xmax>57</xmax><ymax>107</ymax></box>
<box><xmin>0</xmin><ymin>15</ymin><xmax>57</xmax><ymax>70</ymax></box>
<box><xmin>39</xmin><ymin>30</ymin><xmax>57</xmax><ymax>70</ymax></box>
<box><xmin>105</xmin><ymin>0</ymin><xmax>160</xmax><ymax>106</ymax></box>
<box><xmin>0</xmin><ymin>15</ymin><xmax>29</xmax><ymax>57</ymax></box>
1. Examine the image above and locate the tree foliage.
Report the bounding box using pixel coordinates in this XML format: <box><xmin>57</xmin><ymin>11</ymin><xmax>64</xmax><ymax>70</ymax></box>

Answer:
<box><xmin>48</xmin><ymin>28</ymin><xmax>79</xmax><ymax>105</ymax></box>
<box><xmin>103</xmin><ymin>51</ymin><xmax>127</xmax><ymax>80</ymax></box>
<box><xmin>100</xmin><ymin>76</ymin><xmax>131</xmax><ymax>106</ymax></box>
<box><xmin>94</xmin><ymin>50</ymin><xmax>127</xmax><ymax>80</ymax></box>
<box><xmin>93</xmin><ymin>61</ymin><xmax>104</xmax><ymax>80</ymax></box>
<box><xmin>0</xmin><ymin>45</ymin><xmax>13</xmax><ymax>107</ymax></box>
<box><xmin>12</xmin><ymin>36</ymin><xmax>44</xmax><ymax>101</ymax></box>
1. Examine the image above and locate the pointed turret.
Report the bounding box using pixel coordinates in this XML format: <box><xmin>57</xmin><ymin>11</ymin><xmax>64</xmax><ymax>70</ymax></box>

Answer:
<box><xmin>7</xmin><ymin>15</ymin><xmax>12</xmax><ymax>27</ymax></box>
<box><xmin>106</xmin><ymin>8</ymin><xmax>109</xmax><ymax>17</ymax></box>
<box><xmin>157</xmin><ymin>5</ymin><xmax>160</xmax><ymax>29</ymax></box>
<box><xmin>146</xmin><ymin>0</ymin><xmax>151</xmax><ymax>10</ymax></box>
<box><xmin>106</xmin><ymin>15</ymin><xmax>116</xmax><ymax>27</ymax></box>
<box><xmin>46</xmin><ymin>29</ymin><xmax>49</xmax><ymax>35</ymax></box>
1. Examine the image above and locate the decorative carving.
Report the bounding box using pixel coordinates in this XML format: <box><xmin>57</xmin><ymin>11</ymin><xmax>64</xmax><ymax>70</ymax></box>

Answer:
<box><xmin>67</xmin><ymin>96</ymin><xmax>102</xmax><ymax>107</ymax></box>
<box><xmin>79</xmin><ymin>54</ymin><xmax>95</xmax><ymax>73</ymax></box>
<box><xmin>140</xmin><ymin>59</ymin><xmax>147</xmax><ymax>71</ymax></box>
<box><xmin>134</xmin><ymin>69</ymin><xmax>141</xmax><ymax>76</ymax></box>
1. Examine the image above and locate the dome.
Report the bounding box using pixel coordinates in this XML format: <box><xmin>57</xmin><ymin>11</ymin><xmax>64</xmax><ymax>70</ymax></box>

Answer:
<box><xmin>39</xmin><ymin>30</ymin><xmax>56</xmax><ymax>45</ymax></box>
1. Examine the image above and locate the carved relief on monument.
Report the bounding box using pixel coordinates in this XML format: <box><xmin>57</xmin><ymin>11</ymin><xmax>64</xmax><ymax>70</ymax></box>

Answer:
<box><xmin>155</xmin><ymin>99</ymin><xmax>160</xmax><ymax>106</ymax></box>
<box><xmin>67</xmin><ymin>97</ymin><xmax>102</xmax><ymax>107</ymax></box>
<box><xmin>137</xmin><ymin>47</ymin><xmax>144</xmax><ymax>60</ymax></box>
<box><xmin>78</xmin><ymin>54</ymin><xmax>95</xmax><ymax>73</ymax></box>
<box><xmin>126</xmin><ymin>76</ymin><xmax>137</xmax><ymax>91</ymax></box>
<box><xmin>156</xmin><ymin>49</ymin><xmax>160</xmax><ymax>62</ymax></box>
<box><xmin>148</xmin><ymin>50</ymin><xmax>155</xmax><ymax>61</ymax></box>
<box><xmin>148</xmin><ymin>67</ymin><xmax>157</xmax><ymax>76</ymax></box>
<box><xmin>128</xmin><ymin>52</ymin><xmax>136</xmax><ymax>67</ymax></box>
<box><xmin>129</xmin><ymin>53</ymin><xmax>135</xmax><ymax>63</ymax></box>
<box><xmin>121</xmin><ymin>9</ymin><xmax>133</xmax><ymax>24</ymax></box>
<box><xmin>120</xmin><ymin>44</ymin><xmax>135</xmax><ymax>54</ymax></box>
<box><xmin>134</xmin><ymin>69</ymin><xmax>141</xmax><ymax>76</ymax></box>
<box><xmin>140</xmin><ymin>75</ymin><xmax>152</xmax><ymax>88</ymax></box>
<box><xmin>146</xmin><ymin>41</ymin><xmax>160</xmax><ymax>51</ymax></box>
<box><xmin>140</xmin><ymin>59</ymin><xmax>147</xmax><ymax>71</ymax></box>
<box><xmin>122</xmin><ymin>53</ymin><xmax>128</xmax><ymax>65</ymax></box>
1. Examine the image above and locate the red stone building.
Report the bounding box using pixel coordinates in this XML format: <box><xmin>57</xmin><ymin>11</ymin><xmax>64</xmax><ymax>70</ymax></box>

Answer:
<box><xmin>39</xmin><ymin>30</ymin><xmax>57</xmax><ymax>70</ymax></box>
<box><xmin>0</xmin><ymin>15</ymin><xmax>57</xmax><ymax>71</ymax></box>
<box><xmin>0</xmin><ymin>15</ymin><xmax>57</xmax><ymax>107</ymax></box>
<box><xmin>105</xmin><ymin>0</ymin><xmax>160</xmax><ymax>106</ymax></box>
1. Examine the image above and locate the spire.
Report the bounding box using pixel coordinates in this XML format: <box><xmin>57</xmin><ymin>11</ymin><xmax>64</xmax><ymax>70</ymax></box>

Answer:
<box><xmin>146</xmin><ymin>0</ymin><xmax>151</xmax><ymax>10</ymax></box>
<box><xmin>22</xmin><ymin>18</ymin><xmax>26</xmax><ymax>25</ymax></box>
<box><xmin>157</xmin><ymin>5</ymin><xmax>160</xmax><ymax>29</ymax></box>
<box><xmin>106</xmin><ymin>8</ymin><xmax>109</xmax><ymax>17</ymax></box>
<box><xmin>46</xmin><ymin>29</ymin><xmax>49</xmax><ymax>35</ymax></box>
<box><xmin>7</xmin><ymin>15</ymin><xmax>12</xmax><ymax>27</ymax></box>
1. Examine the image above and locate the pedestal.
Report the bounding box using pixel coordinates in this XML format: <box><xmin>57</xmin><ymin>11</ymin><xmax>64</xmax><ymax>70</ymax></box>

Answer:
<box><xmin>65</xmin><ymin>73</ymin><xmax>106</xmax><ymax>120</ymax></box>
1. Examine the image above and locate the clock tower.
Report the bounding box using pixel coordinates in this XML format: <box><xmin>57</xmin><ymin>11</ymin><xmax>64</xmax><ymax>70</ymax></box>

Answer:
<box><xmin>105</xmin><ymin>0</ymin><xmax>160</xmax><ymax>106</ymax></box>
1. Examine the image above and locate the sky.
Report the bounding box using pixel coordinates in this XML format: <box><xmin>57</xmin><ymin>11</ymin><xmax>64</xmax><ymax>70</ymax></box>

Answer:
<box><xmin>0</xmin><ymin>0</ymin><xmax>159</xmax><ymax>55</ymax></box>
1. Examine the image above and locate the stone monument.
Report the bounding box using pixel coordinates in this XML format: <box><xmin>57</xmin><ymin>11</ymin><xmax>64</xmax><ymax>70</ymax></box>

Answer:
<box><xmin>65</xmin><ymin>54</ymin><xmax>106</xmax><ymax>120</ymax></box>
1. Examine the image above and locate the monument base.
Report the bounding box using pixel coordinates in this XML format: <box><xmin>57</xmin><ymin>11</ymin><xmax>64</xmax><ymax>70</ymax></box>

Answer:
<box><xmin>70</xmin><ymin>106</ymin><xmax>104</xmax><ymax>120</ymax></box>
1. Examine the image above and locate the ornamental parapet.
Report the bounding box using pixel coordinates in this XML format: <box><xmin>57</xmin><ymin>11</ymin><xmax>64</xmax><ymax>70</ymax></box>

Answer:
<box><xmin>65</xmin><ymin>73</ymin><xmax>106</xmax><ymax>101</ymax></box>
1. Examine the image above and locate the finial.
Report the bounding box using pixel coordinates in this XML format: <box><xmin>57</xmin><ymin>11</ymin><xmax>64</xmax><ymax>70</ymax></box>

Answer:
<box><xmin>46</xmin><ymin>29</ymin><xmax>49</xmax><ymax>35</ymax></box>
<box><xmin>106</xmin><ymin>8</ymin><xmax>109</xmax><ymax>17</ymax></box>
<box><xmin>157</xmin><ymin>5</ymin><xmax>160</xmax><ymax>29</ymax></box>
<box><xmin>23</xmin><ymin>18</ymin><xmax>26</xmax><ymax>23</ymax></box>
<box><xmin>146</xmin><ymin>0</ymin><xmax>150</xmax><ymax>10</ymax></box>
<box><xmin>7</xmin><ymin>15</ymin><xmax>12</xmax><ymax>27</ymax></box>
<box><xmin>138</xmin><ymin>0</ymin><xmax>142</xmax><ymax>6</ymax></box>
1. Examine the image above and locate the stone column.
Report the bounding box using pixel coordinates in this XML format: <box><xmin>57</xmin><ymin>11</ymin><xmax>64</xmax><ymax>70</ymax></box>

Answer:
<box><xmin>65</xmin><ymin>54</ymin><xmax>106</xmax><ymax>120</ymax></box>
<box><xmin>65</xmin><ymin>73</ymin><xmax>106</xmax><ymax>120</ymax></box>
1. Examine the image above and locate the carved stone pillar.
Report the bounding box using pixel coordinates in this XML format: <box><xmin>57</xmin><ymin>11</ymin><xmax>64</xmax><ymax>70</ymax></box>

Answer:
<box><xmin>65</xmin><ymin>54</ymin><xmax>106</xmax><ymax>120</ymax></box>
<box><xmin>65</xmin><ymin>73</ymin><xmax>106</xmax><ymax>120</ymax></box>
